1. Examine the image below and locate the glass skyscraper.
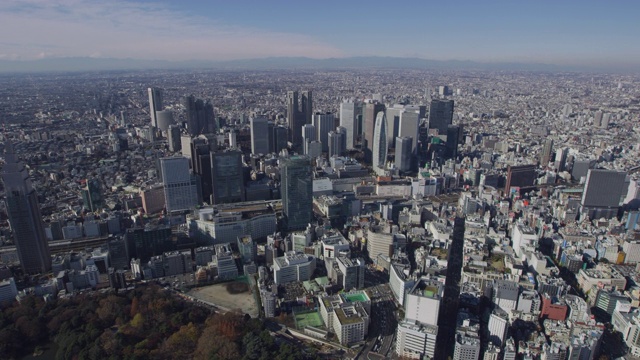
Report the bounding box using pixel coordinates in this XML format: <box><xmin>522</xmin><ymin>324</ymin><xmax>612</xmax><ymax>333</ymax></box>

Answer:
<box><xmin>280</xmin><ymin>155</ymin><xmax>313</xmax><ymax>231</ymax></box>
<box><xmin>2</xmin><ymin>141</ymin><xmax>51</xmax><ymax>274</ymax></box>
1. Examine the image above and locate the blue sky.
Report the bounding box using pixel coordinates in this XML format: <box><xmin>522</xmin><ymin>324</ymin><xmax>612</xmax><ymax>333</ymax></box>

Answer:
<box><xmin>1</xmin><ymin>0</ymin><xmax>639</xmax><ymax>68</ymax></box>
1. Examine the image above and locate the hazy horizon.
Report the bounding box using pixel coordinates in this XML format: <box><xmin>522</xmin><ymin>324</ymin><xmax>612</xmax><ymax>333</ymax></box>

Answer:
<box><xmin>2</xmin><ymin>0</ymin><xmax>640</xmax><ymax>72</ymax></box>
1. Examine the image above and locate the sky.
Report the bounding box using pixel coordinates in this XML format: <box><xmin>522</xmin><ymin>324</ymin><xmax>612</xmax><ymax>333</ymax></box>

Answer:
<box><xmin>1</xmin><ymin>0</ymin><xmax>639</xmax><ymax>68</ymax></box>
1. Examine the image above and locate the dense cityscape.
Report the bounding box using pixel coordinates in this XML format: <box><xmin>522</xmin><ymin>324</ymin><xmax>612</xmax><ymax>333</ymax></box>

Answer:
<box><xmin>0</xmin><ymin>66</ymin><xmax>639</xmax><ymax>360</ymax></box>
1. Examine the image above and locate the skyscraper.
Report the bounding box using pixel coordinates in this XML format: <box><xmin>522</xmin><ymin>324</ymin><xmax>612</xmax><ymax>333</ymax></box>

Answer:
<box><xmin>385</xmin><ymin>106</ymin><xmax>403</xmax><ymax>148</ymax></box>
<box><xmin>155</xmin><ymin>110</ymin><xmax>174</xmax><ymax>133</ymax></box>
<box><xmin>148</xmin><ymin>87</ymin><xmax>163</xmax><ymax>129</ymax></box>
<box><xmin>168</xmin><ymin>125</ymin><xmax>182</xmax><ymax>153</ymax></box>
<box><xmin>313</xmin><ymin>112</ymin><xmax>334</xmax><ymax>152</ymax></box>
<box><xmin>363</xmin><ymin>102</ymin><xmax>386</xmax><ymax>163</ymax></box>
<box><xmin>445</xmin><ymin>125</ymin><xmax>460</xmax><ymax>160</ymax></box>
<box><xmin>280</xmin><ymin>155</ymin><xmax>313</xmax><ymax>231</ymax></box>
<box><xmin>82</xmin><ymin>178</ymin><xmax>104</xmax><ymax>212</ymax></box>
<box><xmin>190</xmin><ymin>137</ymin><xmax>212</xmax><ymax>203</ymax></box>
<box><xmin>184</xmin><ymin>95</ymin><xmax>215</xmax><ymax>136</ymax></box>
<box><xmin>328</xmin><ymin>129</ymin><xmax>346</xmax><ymax>158</ymax></box>
<box><xmin>250</xmin><ymin>117</ymin><xmax>270</xmax><ymax>155</ymax></box>
<box><xmin>211</xmin><ymin>149</ymin><xmax>245</xmax><ymax>204</ymax></box>
<box><xmin>287</xmin><ymin>91</ymin><xmax>299</xmax><ymax>141</ymax></box>
<box><xmin>272</xmin><ymin>125</ymin><xmax>289</xmax><ymax>154</ymax></box>
<box><xmin>428</xmin><ymin>99</ymin><xmax>454</xmax><ymax>135</ymax></box>
<box><xmin>301</xmin><ymin>91</ymin><xmax>313</xmax><ymax>125</ymax></box>
<box><xmin>399</xmin><ymin>110</ymin><xmax>420</xmax><ymax>155</ymax></box>
<box><xmin>1</xmin><ymin>141</ymin><xmax>51</xmax><ymax>274</ymax></box>
<box><xmin>160</xmin><ymin>157</ymin><xmax>198</xmax><ymax>213</ymax></box>
<box><xmin>372</xmin><ymin>111</ymin><xmax>388</xmax><ymax>174</ymax></box>
<box><xmin>395</xmin><ymin>136</ymin><xmax>413</xmax><ymax>172</ymax></box>
<box><xmin>287</xmin><ymin>91</ymin><xmax>309</xmax><ymax>147</ymax></box>
<box><xmin>540</xmin><ymin>138</ymin><xmax>554</xmax><ymax>166</ymax></box>
<box><xmin>302</xmin><ymin>124</ymin><xmax>316</xmax><ymax>156</ymax></box>
<box><xmin>339</xmin><ymin>101</ymin><xmax>361</xmax><ymax>150</ymax></box>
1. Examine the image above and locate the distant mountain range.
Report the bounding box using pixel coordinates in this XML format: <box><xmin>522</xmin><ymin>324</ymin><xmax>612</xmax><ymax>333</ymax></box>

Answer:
<box><xmin>0</xmin><ymin>56</ymin><xmax>632</xmax><ymax>73</ymax></box>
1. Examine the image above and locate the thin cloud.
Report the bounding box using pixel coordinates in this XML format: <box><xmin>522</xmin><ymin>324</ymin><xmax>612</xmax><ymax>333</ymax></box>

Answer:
<box><xmin>0</xmin><ymin>0</ymin><xmax>344</xmax><ymax>61</ymax></box>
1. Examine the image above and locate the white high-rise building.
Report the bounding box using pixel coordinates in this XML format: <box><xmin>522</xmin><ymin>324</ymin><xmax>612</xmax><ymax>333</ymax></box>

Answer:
<box><xmin>395</xmin><ymin>320</ymin><xmax>438</xmax><ymax>359</ymax></box>
<box><xmin>404</xmin><ymin>278</ymin><xmax>443</xmax><ymax>326</ymax></box>
<box><xmin>339</xmin><ymin>101</ymin><xmax>359</xmax><ymax>150</ymax></box>
<box><xmin>372</xmin><ymin>111</ymin><xmax>388</xmax><ymax>174</ymax></box>
<box><xmin>148</xmin><ymin>87</ymin><xmax>163</xmax><ymax>128</ymax></box>
<box><xmin>488</xmin><ymin>308</ymin><xmax>509</xmax><ymax>347</ymax></box>
<box><xmin>160</xmin><ymin>157</ymin><xmax>198</xmax><ymax>213</ymax></box>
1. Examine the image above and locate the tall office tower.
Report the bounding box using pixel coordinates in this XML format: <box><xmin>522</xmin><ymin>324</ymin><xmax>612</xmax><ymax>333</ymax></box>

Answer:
<box><xmin>267</xmin><ymin>122</ymin><xmax>275</xmax><ymax>154</ymax></box>
<box><xmin>168</xmin><ymin>125</ymin><xmax>182</xmax><ymax>153</ymax></box>
<box><xmin>363</xmin><ymin>102</ymin><xmax>386</xmax><ymax>162</ymax></box>
<box><xmin>505</xmin><ymin>164</ymin><xmax>537</xmax><ymax>195</ymax></box>
<box><xmin>601</xmin><ymin>113</ymin><xmax>612</xmax><ymax>128</ymax></box>
<box><xmin>287</xmin><ymin>91</ymin><xmax>299</xmax><ymax>142</ymax></box>
<box><xmin>593</xmin><ymin>111</ymin><xmax>603</xmax><ymax>127</ymax></box>
<box><xmin>428</xmin><ymin>99</ymin><xmax>454</xmax><ymax>135</ymax></box>
<box><xmin>160</xmin><ymin>157</ymin><xmax>198</xmax><ymax>213</ymax></box>
<box><xmin>339</xmin><ymin>101</ymin><xmax>361</xmax><ymax>149</ymax></box>
<box><xmin>190</xmin><ymin>137</ymin><xmax>212</xmax><ymax>203</ymax></box>
<box><xmin>313</xmin><ymin>112</ymin><xmax>334</xmax><ymax>152</ymax></box>
<box><xmin>445</xmin><ymin>125</ymin><xmax>460</xmax><ymax>160</ymax></box>
<box><xmin>272</xmin><ymin>125</ymin><xmax>289</xmax><ymax>154</ymax></box>
<box><xmin>250</xmin><ymin>117</ymin><xmax>270</xmax><ymax>155</ymax></box>
<box><xmin>328</xmin><ymin>130</ymin><xmax>346</xmax><ymax>158</ymax></box>
<box><xmin>385</xmin><ymin>106</ymin><xmax>403</xmax><ymax>148</ymax></box>
<box><xmin>302</xmin><ymin>124</ymin><xmax>316</xmax><ymax>156</ymax></box>
<box><xmin>372</xmin><ymin>111</ymin><xmax>388</xmax><ymax>174</ymax></box>
<box><xmin>155</xmin><ymin>110</ymin><xmax>174</xmax><ymax>134</ymax></box>
<box><xmin>210</xmin><ymin>149</ymin><xmax>245</xmax><ymax>204</ymax></box>
<box><xmin>1</xmin><ymin>142</ymin><xmax>51</xmax><ymax>274</ymax></box>
<box><xmin>301</xmin><ymin>91</ymin><xmax>313</xmax><ymax>125</ymax></box>
<box><xmin>286</xmin><ymin>91</ymin><xmax>307</xmax><ymax>147</ymax></box>
<box><xmin>280</xmin><ymin>155</ymin><xmax>313</xmax><ymax>231</ymax></box>
<box><xmin>396</xmin><ymin>279</ymin><xmax>443</xmax><ymax>359</ymax></box>
<box><xmin>336</xmin><ymin>126</ymin><xmax>348</xmax><ymax>156</ymax></box>
<box><xmin>82</xmin><ymin>178</ymin><xmax>104</xmax><ymax>212</ymax></box>
<box><xmin>571</xmin><ymin>158</ymin><xmax>596</xmax><ymax>181</ymax></box>
<box><xmin>399</xmin><ymin>110</ymin><xmax>420</xmax><ymax>154</ymax></box>
<box><xmin>183</xmin><ymin>95</ymin><xmax>215</xmax><ymax>136</ymax></box>
<box><xmin>148</xmin><ymin>87</ymin><xmax>163</xmax><ymax>128</ymax></box>
<box><xmin>554</xmin><ymin>147</ymin><xmax>568</xmax><ymax>171</ymax></box>
<box><xmin>435</xmin><ymin>216</ymin><xmax>465</xmax><ymax>359</ymax></box>
<box><xmin>540</xmin><ymin>139</ymin><xmax>554</xmax><ymax>166</ymax></box>
<box><xmin>580</xmin><ymin>169</ymin><xmax>629</xmax><ymax>220</ymax></box>
<box><xmin>405</xmin><ymin>279</ymin><xmax>444</xmax><ymax>325</ymax></box>
<box><xmin>395</xmin><ymin>136</ymin><xmax>413</xmax><ymax>172</ymax></box>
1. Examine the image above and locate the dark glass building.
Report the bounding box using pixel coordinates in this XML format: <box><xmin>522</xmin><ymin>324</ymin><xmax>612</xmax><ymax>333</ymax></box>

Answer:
<box><xmin>280</xmin><ymin>155</ymin><xmax>313</xmax><ymax>231</ymax></box>
<box><xmin>1</xmin><ymin>142</ymin><xmax>51</xmax><ymax>274</ymax></box>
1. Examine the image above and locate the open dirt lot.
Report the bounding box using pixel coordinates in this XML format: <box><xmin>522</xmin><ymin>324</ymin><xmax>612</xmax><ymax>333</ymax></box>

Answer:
<box><xmin>188</xmin><ymin>281</ymin><xmax>259</xmax><ymax>317</ymax></box>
